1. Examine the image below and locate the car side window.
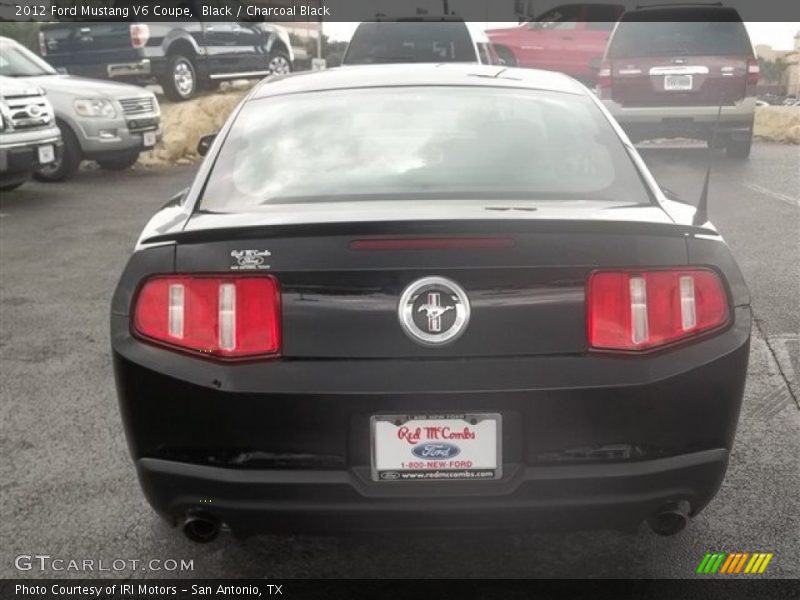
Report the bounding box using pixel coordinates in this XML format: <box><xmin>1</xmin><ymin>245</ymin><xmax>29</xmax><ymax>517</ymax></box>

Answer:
<box><xmin>476</xmin><ymin>42</ymin><xmax>490</xmax><ymax>64</ymax></box>
<box><xmin>586</xmin><ymin>5</ymin><xmax>621</xmax><ymax>30</ymax></box>
<box><xmin>531</xmin><ymin>4</ymin><xmax>583</xmax><ymax>31</ymax></box>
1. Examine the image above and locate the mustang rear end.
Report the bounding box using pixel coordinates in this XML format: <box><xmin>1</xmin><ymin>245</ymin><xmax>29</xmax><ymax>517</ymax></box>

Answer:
<box><xmin>111</xmin><ymin>65</ymin><xmax>750</xmax><ymax>541</ymax></box>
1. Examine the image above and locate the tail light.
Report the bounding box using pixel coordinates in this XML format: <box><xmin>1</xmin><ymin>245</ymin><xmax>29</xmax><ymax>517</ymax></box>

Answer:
<box><xmin>38</xmin><ymin>31</ymin><xmax>47</xmax><ymax>57</ymax></box>
<box><xmin>746</xmin><ymin>58</ymin><xmax>760</xmax><ymax>87</ymax></box>
<box><xmin>597</xmin><ymin>60</ymin><xmax>612</xmax><ymax>98</ymax></box>
<box><xmin>133</xmin><ymin>275</ymin><xmax>281</xmax><ymax>359</ymax></box>
<box><xmin>587</xmin><ymin>269</ymin><xmax>729</xmax><ymax>352</ymax></box>
<box><xmin>130</xmin><ymin>24</ymin><xmax>150</xmax><ymax>49</ymax></box>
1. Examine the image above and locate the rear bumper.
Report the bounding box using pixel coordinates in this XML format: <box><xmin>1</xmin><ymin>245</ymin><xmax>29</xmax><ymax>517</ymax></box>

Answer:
<box><xmin>113</xmin><ymin>306</ymin><xmax>751</xmax><ymax>533</ymax></box>
<box><xmin>107</xmin><ymin>59</ymin><xmax>151</xmax><ymax>79</ymax></box>
<box><xmin>138</xmin><ymin>449</ymin><xmax>729</xmax><ymax>533</ymax></box>
<box><xmin>602</xmin><ymin>97</ymin><xmax>755</xmax><ymax>141</ymax></box>
<box><xmin>53</xmin><ymin>57</ymin><xmax>164</xmax><ymax>82</ymax></box>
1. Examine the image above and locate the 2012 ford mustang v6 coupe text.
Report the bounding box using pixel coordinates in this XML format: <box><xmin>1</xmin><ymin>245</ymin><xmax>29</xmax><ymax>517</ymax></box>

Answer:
<box><xmin>111</xmin><ymin>64</ymin><xmax>750</xmax><ymax>543</ymax></box>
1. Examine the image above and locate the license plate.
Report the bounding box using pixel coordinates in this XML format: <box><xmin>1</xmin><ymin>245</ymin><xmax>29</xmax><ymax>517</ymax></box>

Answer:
<box><xmin>142</xmin><ymin>131</ymin><xmax>157</xmax><ymax>147</ymax></box>
<box><xmin>371</xmin><ymin>413</ymin><xmax>501</xmax><ymax>481</ymax></box>
<box><xmin>664</xmin><ymin>74</ymin><xmax>692</xmax><ymax>91</ymax></box>
<box><xmin>37</xmin><ymin>145</ymin><xmax>55</xmax><ymax>165</ymax></box>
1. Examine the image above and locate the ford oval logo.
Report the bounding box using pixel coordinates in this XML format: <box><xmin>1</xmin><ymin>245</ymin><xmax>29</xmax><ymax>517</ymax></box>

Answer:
<box><xmin>412</xmin><ymin>443</ymin><xmax>460</xmax><ymax>459</ymax></box>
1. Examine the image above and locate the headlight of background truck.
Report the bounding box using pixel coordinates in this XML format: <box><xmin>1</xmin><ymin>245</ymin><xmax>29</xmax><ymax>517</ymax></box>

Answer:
<box><xmin>73</xmin><ymin>98</ymin><xmax>117</xmax><ymax>118</ymax></box>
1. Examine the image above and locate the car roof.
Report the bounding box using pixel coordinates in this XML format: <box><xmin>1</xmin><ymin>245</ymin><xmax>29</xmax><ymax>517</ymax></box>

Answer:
<box><xmin>353</xmin><ymin>16</ymin><xmax>490</xmax><ymax>43</ymax></box>
<box><xmin>250</xmin><ymin>64</ymin><xmax>586</xmax><ymax>100</ymax></box>
<box><xmin>621</xmin><ymin>4</ymin><xmax>743</xmax><ymax>21</ymax></box>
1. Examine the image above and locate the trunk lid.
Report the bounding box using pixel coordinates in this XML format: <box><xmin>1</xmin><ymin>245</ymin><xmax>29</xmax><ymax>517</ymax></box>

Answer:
<box><xmin>609</xmin><ymin>55</ymin><xmax>749</xmax><ymax>107</ymax></box>
<box><xmin>169</xmin><ymin>201</ymin><xmax>690</xmax><ymax>359</ymax></box>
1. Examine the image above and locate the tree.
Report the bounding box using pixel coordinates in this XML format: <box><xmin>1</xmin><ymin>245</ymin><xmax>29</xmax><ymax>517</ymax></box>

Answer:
<box><xmin>758</xmin><ymin>57</ymin><xmax>788</xmax><ymax>84</ymax></box>
<box><xmin>0</xmin><ymin>21</ymin><xmax>41</xmax><ymax>51</ymax></box>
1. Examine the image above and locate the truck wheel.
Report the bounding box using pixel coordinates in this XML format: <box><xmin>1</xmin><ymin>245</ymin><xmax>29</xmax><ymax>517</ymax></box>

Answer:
<box><xmin>34</xmin><ymin>125</ymin><xmax>81</xmax><ymax>182</ymax></box>
<box><xmin>162</xmin><ymin>54</ymin><xmax>197</xmax><ymax>101</ymax></box>
<box><xmin>97</xmin><ymin>152</ymin><xmax>140</xmax><ymax>171</ymax></box>
<box><xmin>726</xmin><ymin>134</ymin><xmax>752</xmax><ymax>159</ymax></box>
<box><xmin>268</xmin><ymin>50</ymin><xmax>292</xmax><ymax>75</ymax></box>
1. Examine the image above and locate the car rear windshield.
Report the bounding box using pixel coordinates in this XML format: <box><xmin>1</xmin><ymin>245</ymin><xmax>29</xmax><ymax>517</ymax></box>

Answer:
<box><xmin>343</xmin><ymin>22</ymin><xmax>477</xmax><ymax>64</ymax></box>
<box><xmin>608</xmin><ymin>10</ymin><xmax>752</xmax><ymax>58</ymax></box>
<box><xmin>199</xmin><ymin>87</ymin><xmax>651</xmax><ymax>212</ymax></box>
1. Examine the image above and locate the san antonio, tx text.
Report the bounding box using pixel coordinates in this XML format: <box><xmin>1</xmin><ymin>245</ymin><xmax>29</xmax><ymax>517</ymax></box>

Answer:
<box><xmin>16</xmin><ymin>583</ymin><xmax>281</xmax><ymax>596</ymax></box>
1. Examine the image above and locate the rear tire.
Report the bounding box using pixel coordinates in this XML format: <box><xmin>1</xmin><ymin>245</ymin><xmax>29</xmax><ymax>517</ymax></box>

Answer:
<box><xmin>97</xmin><ymin>152</ymin><xmax>140</xmax><ymax>171</ymax></box>
<box><xmin>161</xmin><ymin>54</ymin><xmax>198</xmax><ymax>102</ymax></box>
<box><xmin>34</xmin><ymin>124</ymin><xmax>81</xmax><ymax>182</ymax></box>
<box><xmin>726</xmin><ymin>134</ymin><xmax>752</xmax><ymax>159</ymax></box>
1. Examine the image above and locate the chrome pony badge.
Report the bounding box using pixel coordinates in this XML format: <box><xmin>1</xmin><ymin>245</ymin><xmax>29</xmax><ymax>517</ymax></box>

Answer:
<box><xmin>230</xmin><ymin>249</ymin><xmax>271</xmax><ymax>270</ymax></box>
<box><xmin>398</xmin><ymin>277</ymin><xmax>470</xmax><ymax>346</ymax></box>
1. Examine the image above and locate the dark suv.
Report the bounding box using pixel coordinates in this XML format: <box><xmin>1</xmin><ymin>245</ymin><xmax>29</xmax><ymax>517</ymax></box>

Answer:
<box><xmin>342</xmin><ymin>18</ymin><xmax>500</xmax><ymax>66</ymax></box>
<box><xmin>597</xmin><ymin>6</ymin><xmax>758</xmax><ymax>158</ymax></box>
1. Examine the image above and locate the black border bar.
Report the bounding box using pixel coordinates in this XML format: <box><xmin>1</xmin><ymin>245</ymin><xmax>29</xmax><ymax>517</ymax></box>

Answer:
<box><xmin>1</xmin><ymin>0</ymin><xmax>798</xmax><ymax>22</ymax></box>
<box><xmin>2</xmin><ymin>579</ymin><xmax>800</xmax><ymax>600</ymax></box>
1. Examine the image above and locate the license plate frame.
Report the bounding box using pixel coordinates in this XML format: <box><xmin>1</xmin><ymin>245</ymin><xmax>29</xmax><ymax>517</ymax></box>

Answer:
<box><xmin>37</xmin><ymin>144</ymin><xmax>55</xmax><ymax>165</ymax></box>
<box><xmin>664</xmin><ymin>74</ymin><xmax>693</xmax><ymax>91</ymax></box>
<box><xmin>142</xmin><ymin>130</ymin><xmax>157</xmax><ymax>147</ymax></box>
<box><xmin>370</xmin><ymin>413</ymin><xmax>502</xmax><ymax>482</ymax></box>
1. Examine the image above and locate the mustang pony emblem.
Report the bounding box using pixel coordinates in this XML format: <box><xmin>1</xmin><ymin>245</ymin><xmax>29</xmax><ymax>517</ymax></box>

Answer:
<box><xmin>417</xmin><ymin>293</ymin><xmax>455</xmax><ymax>333</ymax></box>
<box><xmin>398</xmin><ymin>277</ymin><xmax>471</xmax><ymax>346</ymax></box>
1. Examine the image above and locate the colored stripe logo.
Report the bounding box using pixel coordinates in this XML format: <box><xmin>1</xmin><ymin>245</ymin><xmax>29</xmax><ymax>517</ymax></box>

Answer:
<box><xmin>696</xmin><ymin>552</ymin><xmax>774</xmax><ymax>574</ymax></box>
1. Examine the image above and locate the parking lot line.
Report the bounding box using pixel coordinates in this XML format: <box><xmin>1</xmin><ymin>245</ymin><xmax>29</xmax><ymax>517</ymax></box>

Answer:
<box><xmin>744</xmin><ymin>183</ymin><xmax>800</xmax><ymax>208</ymax></box>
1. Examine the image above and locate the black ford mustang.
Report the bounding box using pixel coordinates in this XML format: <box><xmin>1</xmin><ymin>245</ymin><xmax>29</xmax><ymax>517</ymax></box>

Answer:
<box><xmin>111</xmin><ymin>64</ymin><xmax>750</xmax><ymax>542</ymax></box>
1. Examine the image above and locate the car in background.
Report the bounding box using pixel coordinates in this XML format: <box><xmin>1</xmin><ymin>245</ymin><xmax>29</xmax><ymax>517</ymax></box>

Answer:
<box><xmin>38</xmin><ymin>4</ymin><xmax>293</xmax><ymax>101</ymax></box>
<box><xmin>113</xmin><ymin>64</ymin><xmax>750</xmax><ymax>542</ymax></box>
<box><xmin>342</xmin><ymin>18</ymin><xmax>500</xmax><ymax>66</ymax></box>
<box><xmin>596</xmin><ymin>5</ymin><xmax>758</xmax><ymax>158</ymax></box>
<box><xmin>0</xmin><ymin>76</ymin><xmax>61</xmax><ymax>191</ymax></box>
<box><xmin>1</xmin><ymin>36</ymin><xmax>161</xmax><ymax>181</ymax></box>
<box><xmin>486</xmin><ymin>3</ymin><xmax>624</xmax><ymax>83</ymax></box>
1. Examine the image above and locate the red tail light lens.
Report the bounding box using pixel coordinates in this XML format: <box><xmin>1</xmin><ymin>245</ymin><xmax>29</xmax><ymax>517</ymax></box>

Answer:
<box><xmin>38</xmin><ymin>31</ymin><xmax>47</xmax><ymax>57</ymax></box>
<box><xmin>746</xmin><ymin>58</ymin><xmax>760</xmax><ymax>87</ymax></box>
<box><xmin>587</xmin><ymin>269</ymin><xmax>729</xmax><ymax>351</ymax></box>
<box><xmin>133</xmin><ymin>275</ymin><xmax>280</xmax><ymax>359</ymax></box>
<box><xmin>130</xmin><ymin>24</ymin><xmax>150</xmax><ymax>49</ymax></box>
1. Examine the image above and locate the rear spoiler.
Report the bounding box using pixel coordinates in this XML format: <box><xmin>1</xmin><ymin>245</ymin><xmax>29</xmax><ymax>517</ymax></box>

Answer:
<box><xmin>141</xmin><ymin>219</ymin><xmax>719</xmax><ymax>247</ymax></box>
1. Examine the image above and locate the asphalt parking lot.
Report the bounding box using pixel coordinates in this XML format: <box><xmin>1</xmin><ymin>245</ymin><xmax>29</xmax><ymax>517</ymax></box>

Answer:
<box><xmin>1</xmin><ymin>142</ymin><xmax>798</xmax><ymax>579</ymax></box>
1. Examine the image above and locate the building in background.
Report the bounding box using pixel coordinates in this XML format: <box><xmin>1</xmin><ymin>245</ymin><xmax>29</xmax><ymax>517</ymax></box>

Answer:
<box><xmin>755</xmin><ymin>31</ymin><xmax>800</xmax><ymax>96</ymax></box>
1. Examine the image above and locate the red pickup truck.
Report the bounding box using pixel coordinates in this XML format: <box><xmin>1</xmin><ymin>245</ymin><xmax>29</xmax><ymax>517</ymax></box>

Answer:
<box><xmin>486</xmin><ymin>3</ymin><xmax>624</xmax><ymax>83</ymax></box>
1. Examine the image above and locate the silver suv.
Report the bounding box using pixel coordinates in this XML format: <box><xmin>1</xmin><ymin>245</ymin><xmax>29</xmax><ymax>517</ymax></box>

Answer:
<box><xmin>0</xmin><ymin>36</ymin><xmax>161</xmax><ymax>181</ymax></box>
<box><xmin>0</xmin><ymin>76</ymin><xmax>61</xmax><ymax>191</ymax></box>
